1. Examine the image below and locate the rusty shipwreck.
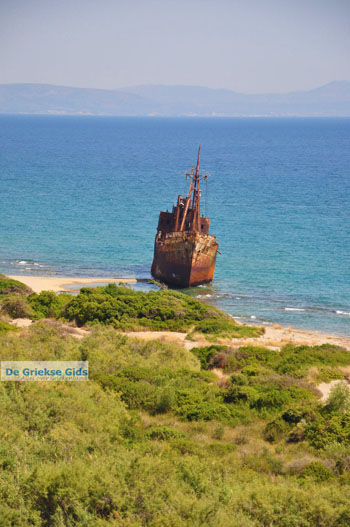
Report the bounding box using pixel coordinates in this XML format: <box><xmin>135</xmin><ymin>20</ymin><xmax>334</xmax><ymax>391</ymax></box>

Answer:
<box><xmin>151</xmin><ymin>146</ymin><xmax>219</xmax><ymax>287</ymax></box>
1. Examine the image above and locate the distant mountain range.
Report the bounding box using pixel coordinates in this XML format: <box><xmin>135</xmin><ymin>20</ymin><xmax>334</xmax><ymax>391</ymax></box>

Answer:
<box><xmin>0</xmin><ymin>81</ymin><xmax>349</xmax><ymax>117</ymax></box>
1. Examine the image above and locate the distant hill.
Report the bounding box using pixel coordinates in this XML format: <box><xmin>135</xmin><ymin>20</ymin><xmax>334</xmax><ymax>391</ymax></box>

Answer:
<box><xmin>0</xmin><ymin>81</ymin><xmax>349</xmax><ymax>116</ymax></box>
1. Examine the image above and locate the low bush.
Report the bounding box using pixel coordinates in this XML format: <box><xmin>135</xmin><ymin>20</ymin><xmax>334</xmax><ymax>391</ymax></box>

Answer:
<box><xmin>324</xmin><ymin>382</ymin><xmax>350</xmax><ymax>414</ymax></box>
<box><xmin>1</xmin><ymin>295</ymin><xmax>34</xmax><ymax>318</ymax></box>
<box><xmin>224</xmin><ymin>385</ymin><xmax>258</xmax><ymax>405</ymax></box>
<box><xmin>299</xmin><ymin>461</ymin><xmax>334</xmax><ymax>482</ymax></box>
<box><xmin>61</xmin><ymin>283</ymin><xmax>262</xmax><ymax>339</ymax></box>
<box><xmin>146</xmin><ymin>425</ymin><xmax>185</xmax><ymax>440</ymax></box>
<box><xmin>0</xmin><ymin>276</ymin><xmax>31</xmax><ymax>295</ymax></box>
<box><xmin>305</xmin><ymin>413</ymin><xmax>350</xmax><ymax>449</ymax></box>
<box><xmin>190</xmin><ymin>317</ymin><xmax>263</xmax><ymax>339</ymax></box>
<box><xmin>282</xmin><ymin>406</ymin><xmax>311</xmax><ymax>425</ymax></box>
<box><xmin>0</xmin><ymin>320</ymin><xmax>18</xmax><ymax>334</ymax></box>
<box><xmin>228</xmin><ymin>346</ymin><xmax>281</xmax><ymax>371</ymax></box>
<box><xmin>277</xmin><ymin>344</ymin><xmax>350</xmax><ymax>378</ymax></box>
<box><xmin>205</xmin><ymin>443</ymin><xmax>236</xmax><ymax>456</ymax></box>
<box><xmin>94</xmin><ymin>374</ymin><xmax>158</xmax><ymax>411</ymax></box>
<box><xmin>313</xmin><ymin>366</ymin><xmax>344</xmax><ymax>383</ymax></box>
<box><xmin>28</xmin><ymin>291</ymin><xmax>72</xmax><ymax>319</ymax></box>
<box><xmin>230</xmin><ymin>373</ymin><xmax>249</xmax><ymax>385</ymax></box>
<box><xmin>264</xmin><ymin>418</ymin><xmax>290</xmax><ymax>442</ymax></box>
<box><xmin>190</xmin><ymin>345</ymin><xmax>227</xmax><ymax>369</ymax></box>
<box><xmin>63</xmin><ymin>284</ymin><xmax>209</xmax><ymax>330</ymax></box>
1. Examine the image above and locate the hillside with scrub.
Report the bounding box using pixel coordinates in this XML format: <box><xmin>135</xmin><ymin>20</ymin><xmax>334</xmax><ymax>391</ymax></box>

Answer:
<box><xmin>0</xmin><ymin>275</ymin><xmax>350</xmax><ymax>526</ymax></box>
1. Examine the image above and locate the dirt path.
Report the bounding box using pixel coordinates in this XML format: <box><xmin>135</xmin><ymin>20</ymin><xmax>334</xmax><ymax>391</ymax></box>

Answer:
<box><xmin>9</xmin><ymin>318</ymin><xmax>350</xmax><ymax>351</ymax></box>
<box><xmin>316</xmin><ymin>379</ymin><xmax>350</xmax><ymax>401</ymax></box>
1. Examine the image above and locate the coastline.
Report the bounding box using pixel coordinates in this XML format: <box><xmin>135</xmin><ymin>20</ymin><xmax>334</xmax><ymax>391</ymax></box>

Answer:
<box><xmin>9</xmin><ymin>274</ymin><xmax>350</xmax><ymax>351</ymax></box>
<box><xmin>8</xmin><ymin>275</ymin><xmax>137</xmax><ymax>294</ymax></box>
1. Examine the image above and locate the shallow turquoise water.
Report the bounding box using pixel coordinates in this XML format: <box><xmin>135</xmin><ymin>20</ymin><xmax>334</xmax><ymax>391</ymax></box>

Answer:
<box><xmin>0</xmin><ymin>116</ymin><xmax>349</xmax><ymax>335</ymax></box>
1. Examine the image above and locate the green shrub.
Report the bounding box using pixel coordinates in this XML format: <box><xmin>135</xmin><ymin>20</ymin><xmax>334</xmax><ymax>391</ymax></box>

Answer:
<box><xmin>282</xmin><ymin>406</ymin><xmax>312</xmax><ymax>424</ymax></box>
<box><xmin>192</xmin><ymin>317</ymin><xmax>263</xmax><ymax>338</ymax></box>
<box><xmin>264</xmin><ymin>418</ymin><xmax>290</xmax><ymax>442</ymax></box>
<box><xmin>61</xmin><ymin>283</ymin><xmax>263</xmax><ymax>339</ymax></box>
<box><xmin>174</xmin><ymin>389</ymin><xmax>232</xmax><ymax>422</ymax></box>
<box><xmin>232</xmin><ymin>346</ymin><xmax>280</xmax><ymax>370</ymax></box>
<box><xmin>64</xmin><ymin>284</ymin><xmax>208</xmax><ymax>329</ymax></box>
<box><xmin>28</xmin><ymin>291</ymin><xmax>72</xmax><ymax>319</ymax></box>
<box><xmin>95</xmin><ymin>374</ymin><xmax>158</xmax><ymax>411</ymax></box>
<box><xmin>224</xmin><ymin>385</ymin><xmax>258</xmax><ymax>405</ymax></box>
<box><xmin>190</xmin><ymin>345</ymin><xmax>227</xmax><ymax>369</ymax></box>
<box><xmin>313</xmin><ymin>366</ymin><xmax>344</xmax><ymax>383</ymax></box>
<box><xmin>305</xmin><ymin>413</ymin><xmax>350</xmax><ymax>449</ymax></box>
<box><xmin>1</xmin><ymin>295</ymin><xmax>34</xmax><ymax>318</ymax></box>
<box><xmin>230</xmin><ymin>372</ymin><xmax>249</xmax><ymax>385</ymax></box>
<box><xmin>205</xmin><ymin>443</ymin><xmax>236</xmax><ymax>456</ymax></box>
<box><xmin>252</xmin><ymin>387</ymin><xmax>291</xmax><ymax>411</ymax></box>
<box><xmin>0</xmin><ymin>320</ymin><xmax>18</xmax><ymax>334</ymax></box>
<box><xmin>0</xmin><ymin>277</ymin><xmax>31</xmax><ymax>295</ymax></box>
<box><xmin>299</xmin><ymin>461</ymin><xmax>334</xmax><ymax>482</ymax></box>
<box><xmin>154</xmin><ymin>387</ymin><xmax>176</xmax><ymax>414</ymax></box>
<box><xmin>324</xmin><ymin>383</ymin><xmax>350</xmax><ymax>414</ymax></box>
<box><xmin>146</xmin><ymin>425</ymin><xmax>185</xmax><ymax>440</ymax></box>
<box><xmin>241</xmin><ymin>364</ymin><xmax>269</xmax><ymax>377</ymax></box>
<box><xmin>277</xmin><ymin>344</ymin><xmax>350</xmax><ymax>378</ymax></box>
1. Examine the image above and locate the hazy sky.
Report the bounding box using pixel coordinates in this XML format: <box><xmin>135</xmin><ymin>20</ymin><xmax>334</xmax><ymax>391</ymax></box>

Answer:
<box><xmin>0</xmin><ymin>0</ymin><xmax>349</xmax><ymax>93</ymax></box>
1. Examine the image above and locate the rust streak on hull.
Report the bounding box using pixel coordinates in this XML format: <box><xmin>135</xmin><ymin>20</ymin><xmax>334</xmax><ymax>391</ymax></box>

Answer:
<box><xmin>151</xmin><ymin>232</ymin><xmax>218</xmax><ymax>287</ymax></box>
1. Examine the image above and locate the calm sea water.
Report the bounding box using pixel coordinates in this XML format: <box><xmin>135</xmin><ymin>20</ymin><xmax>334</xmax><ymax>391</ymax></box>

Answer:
<box><xmin>0</xmin><ymin>115</ymin><xmax>349</xmax><ymax>336</ymax></box>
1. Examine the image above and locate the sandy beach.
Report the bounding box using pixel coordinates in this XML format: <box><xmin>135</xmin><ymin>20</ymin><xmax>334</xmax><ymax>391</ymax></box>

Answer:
<box><xmin>9</xmin><ymin>275</ymin><xmax>137</xmax><ymax>294</ymax></box>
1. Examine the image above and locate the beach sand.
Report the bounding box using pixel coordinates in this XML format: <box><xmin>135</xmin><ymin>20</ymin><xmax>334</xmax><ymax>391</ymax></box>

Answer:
<box><xmin>9</xmin><ymin>275</ymin><xmax>137</xmax><ymax>294</ymax></box>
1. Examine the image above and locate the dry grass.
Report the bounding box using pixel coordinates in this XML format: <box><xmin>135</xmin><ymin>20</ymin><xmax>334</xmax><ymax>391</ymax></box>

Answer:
<box><xmin>284</xmin><ymin>456</ymin><xmax>317</xmax><ymax>475</ymax></box>
<box><xmin>340</xmin><ymin>365</ymin><xmax>350</xmax><ymax>381</ymax></box>
<box><xmin>306</xmin><ymin>366</ymin><xmax>320</xmax><ymax>383</ymax></box>
<box><xmin>211</xmin><ymin>367</ymin><xmax>231</xmax><ymax>388</ymax></box>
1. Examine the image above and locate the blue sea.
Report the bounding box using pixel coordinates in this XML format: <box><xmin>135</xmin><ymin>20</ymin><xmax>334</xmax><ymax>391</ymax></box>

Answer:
<box><xmin>0</xmin><ymin>115</ymin><xmax>349</xmax><ymax>336</ymax></box>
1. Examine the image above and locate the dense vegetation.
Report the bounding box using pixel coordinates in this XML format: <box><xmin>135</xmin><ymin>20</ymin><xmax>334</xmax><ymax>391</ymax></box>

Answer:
<box><xmin>0</xmin><ymin>276</ymin><xmax>349</xmax><ymax>525</ymax></box>
<box><xmin>0</xmin><ymin>321</ymin><xmax>349</xmax><ymax>526</ymax></box>
<box><xmin>1</xmin><ymin>281</ymin><xmax>263</xmax><ymax>339</ymax></box>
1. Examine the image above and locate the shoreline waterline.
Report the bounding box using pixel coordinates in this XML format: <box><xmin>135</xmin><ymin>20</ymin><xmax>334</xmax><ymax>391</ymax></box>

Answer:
<box><xmin>8</xmin><ymin>274</ymin><xmax>350</xmax><ymax>349</ymax></box>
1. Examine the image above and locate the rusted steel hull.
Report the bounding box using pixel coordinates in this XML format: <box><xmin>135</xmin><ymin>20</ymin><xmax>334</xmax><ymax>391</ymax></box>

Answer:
<box><xmin>151</xmin><ymin>232</ymin><xmax>218</xmax><ymax>287</ymax></box>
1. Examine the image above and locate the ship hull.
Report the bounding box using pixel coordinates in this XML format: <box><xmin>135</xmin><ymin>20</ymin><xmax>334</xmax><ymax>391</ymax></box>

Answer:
<box><xmin>151</xmin><ymin>231</ymin><xmax>218</xmax><ymax>287</ymax></box>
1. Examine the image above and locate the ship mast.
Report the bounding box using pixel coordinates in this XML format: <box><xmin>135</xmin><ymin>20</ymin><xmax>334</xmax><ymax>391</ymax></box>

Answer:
<box><xmin>192</xmin><ymin>145</ymin><xmax>201</xmax><ymax>232</ymax></box>
<box><xmin>179</xmin><ymin>145</ymin><xmax>208</xmax><ymax>232</ymax></box>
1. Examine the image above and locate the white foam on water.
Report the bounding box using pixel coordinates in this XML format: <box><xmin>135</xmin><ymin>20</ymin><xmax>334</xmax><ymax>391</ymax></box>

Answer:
<box><xmin>284</xmin><ymin>307</ymin><xmax>305</xmax><ymax>312</ymax></box>
<box><xmin>250</xmin><ymin>315</ymin><xmax>256</xmax><ymax>319</ymax></box>
<box><xmin>336</xmin><ymin>310</ymin><xmax>350</xmax><ymax>316</ymax></box>
<box><xmin>205</xmin><ymin>294</ymin><xmax>212</xmax><ymax>298</ymax></box>
<box><xmin>235</xmin><ymin>297</ymin><xmax>241</xmax><ymax>300</ymax></box>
